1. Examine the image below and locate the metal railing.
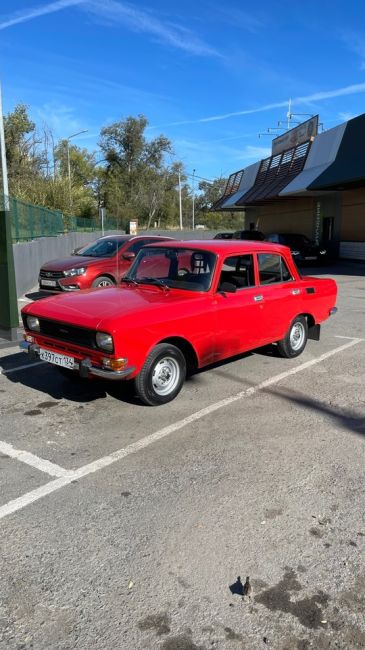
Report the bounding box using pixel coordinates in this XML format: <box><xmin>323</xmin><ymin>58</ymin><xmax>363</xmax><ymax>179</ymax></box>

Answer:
<box><xmin>3</xmin><ymin>196</ymin><xmax>121</xmax><ymax>242</ymax></box>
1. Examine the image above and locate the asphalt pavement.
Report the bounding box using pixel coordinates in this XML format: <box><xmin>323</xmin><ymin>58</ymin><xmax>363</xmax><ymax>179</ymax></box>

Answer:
<box><xmin>0</xmin><ymin>262</ymin><xmax>364</xmax><ymax>650</ymax></box>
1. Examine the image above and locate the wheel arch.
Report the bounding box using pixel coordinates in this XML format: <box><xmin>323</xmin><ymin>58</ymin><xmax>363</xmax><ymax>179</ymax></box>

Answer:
<box><xmin>93</xmin><ymin>273</ymin><xmax>116</xmax><ymax>284</ymax></box>
<box><xmin>156</xmin><ymin>336</ymin><xmax>199</xmax><ymax>374</ymax></box>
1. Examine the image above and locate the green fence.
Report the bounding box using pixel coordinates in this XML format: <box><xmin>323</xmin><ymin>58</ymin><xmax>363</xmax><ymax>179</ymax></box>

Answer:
<box><xmin>6</xmin><ymin>196</ymin><xmax>120</xmax><ymax>242</ymax></box>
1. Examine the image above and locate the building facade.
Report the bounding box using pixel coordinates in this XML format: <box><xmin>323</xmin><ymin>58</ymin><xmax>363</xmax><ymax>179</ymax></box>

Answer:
<box><xmin>213</xmin><ymin>113</ymin><xmax>365</xmax><ymax>260</ymax></box>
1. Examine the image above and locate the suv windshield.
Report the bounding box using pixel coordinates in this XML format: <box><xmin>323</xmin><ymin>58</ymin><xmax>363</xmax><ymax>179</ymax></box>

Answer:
<box><xmin>127</xmin><ymin>247</ymin><xmax>216</xmax><ymax>292</ymax></box>
<box><xmin>77</xmin><ymin>238</ymin><xmax>127</xmax><ymax>258</ymax></box>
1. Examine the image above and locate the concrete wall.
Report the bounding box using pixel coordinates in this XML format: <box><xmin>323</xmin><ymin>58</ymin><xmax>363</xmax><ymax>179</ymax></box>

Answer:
<box><xmin>12</xmin><ymin>229</ymin><xmax>220</xmax><ymax>297</ymax></box>
<box><xmin>13</xmin><ymin>230</ymin><xmax>119</xmax><ymax>297</ymax></box>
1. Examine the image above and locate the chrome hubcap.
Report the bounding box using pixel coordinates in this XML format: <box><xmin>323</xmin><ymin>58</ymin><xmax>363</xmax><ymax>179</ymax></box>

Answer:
<box><xmin>98</xmin><ymin>280</ymin><xmax>113</xmax><ymax>287</ymax></box>
<box><xmin>290</xmin><ymin>322</ymin><xmax>305</xmax><ymax>350</ymax></box>
<box><xmin>152</xmin><ymin>357</ymin><xmax>180</xmax><ymax>396</ymax></box>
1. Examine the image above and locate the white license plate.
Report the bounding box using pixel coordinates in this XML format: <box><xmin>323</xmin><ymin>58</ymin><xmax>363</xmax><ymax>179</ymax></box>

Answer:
<box><xmin>40</xmin><ymin>348</ymin><xmax>74</xmax><ymax>369</ymax></box>
<box><xmin>41</xmin><ymin>279</ymin><xmax>57</xmax><ymax>287</ymax></box>
<box><xmin>304</xmin><ymin>256</ymin><xmax>317</xmax><ymax>260</ymax></box>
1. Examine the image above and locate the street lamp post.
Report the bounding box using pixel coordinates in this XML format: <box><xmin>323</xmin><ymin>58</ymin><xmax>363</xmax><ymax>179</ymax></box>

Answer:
<box><xmin>0</xmin><ymin>82</ymin><xmax>18</xmax><ymax>340</ymax></box>
<box><xmin>192</xmin><ymin>168</ymin><xmax>196</xmax><ymax>231</ymax></box>
<box><xmin>65</xmin><ymin>129</ymin><xmax>88</xmax><ymax>213</ymax></box>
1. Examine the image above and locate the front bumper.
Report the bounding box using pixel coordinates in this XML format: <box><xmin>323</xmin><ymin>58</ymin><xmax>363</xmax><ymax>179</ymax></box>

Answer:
<box><xmin>20</xmin><ymin>341</ymin><xmax>135</xmax><ymax>381</ymax></box>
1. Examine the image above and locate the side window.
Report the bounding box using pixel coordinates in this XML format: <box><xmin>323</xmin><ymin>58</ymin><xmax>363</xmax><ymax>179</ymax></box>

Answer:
<box><xmin>124</xmin><ymin>239</ymin><xmax>149</xmax><ymax>255</ymax></box>
<box><xmin>219</xmin><ymin>255</ymin><xmax>255</xmax><ymax>290</ymax></box>
<box><xmin>258</xmin><ymin>254</ymin><xmax>292</xmax><ymax>284</ymax></box>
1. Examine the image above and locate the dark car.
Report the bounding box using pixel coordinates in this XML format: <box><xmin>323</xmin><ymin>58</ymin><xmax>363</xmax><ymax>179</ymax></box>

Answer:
<box><xmin>39</xmin><ymin>235</ymin><xmax>173</xmax><ymax>292</ymax></box>
<box><xmin>265</xmin><ymin>233</ymin><xmax>327</xmax><ymax>264</ymax></box>
<box><xmin>233</xmin><ymin>230</ymin><xmax>266</xmax><ymax>241</ymax></box>
<box><xmin>213</xmin><ymin>232</ymin><xmax>234</xmax><ymax>239</ymax></box>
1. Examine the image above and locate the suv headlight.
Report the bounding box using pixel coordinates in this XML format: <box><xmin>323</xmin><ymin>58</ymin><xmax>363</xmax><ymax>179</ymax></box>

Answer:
<box><xmin>96</xmin><ymin>332</ymin><xmax>113</xmax><ymax>352</ymax></box>
<box><xmin>63</xmin><ymin>267</ymin><xmax>86</xmax><ymax>277</ymax></box>
<box><xmin>27</xmin><ymin>315</ymin><xmax>40</xmax><ymax>331</ymax></box>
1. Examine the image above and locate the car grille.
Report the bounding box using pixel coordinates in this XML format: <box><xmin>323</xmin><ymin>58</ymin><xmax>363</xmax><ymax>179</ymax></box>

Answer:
<box><xmin>23</xmin><ymin>316</ymin><xmax>96</xmax><ymax>350</ymax></box>
<box><xmin>39</xmin><ymin>270</ymin><xmax>65</xmax><ymax>279</ymax></box>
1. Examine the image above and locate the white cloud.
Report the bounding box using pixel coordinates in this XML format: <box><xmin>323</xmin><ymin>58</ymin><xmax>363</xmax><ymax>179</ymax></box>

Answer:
<box><xmin>168</xmin><ymin>82</ymin><xmax>365</xmax><ymax>126</ymax></box>
<box><xmin>85</xmin><ymin>0</ymin><xmax>222</xmax><ymax>58</ymax></box>
<box><xmin>340</xmin><ymin>30</ymin><xmax>365</xmax><ymax>70</ymax></box>
<box><xmin>238</xmin><ymin>145</ymin><xmax>271</xmax><ymax>160</ymax></box>
<box><xmin>338</xmin><ymin>111</ymin><xmax>359</xmax><ymax>122</ymax></box>
<box><xmin>0</xmin><ymin>0</ymin><xmax>222</xmax><ymax>59</ymax></box>
<box><xmin>0</xmin><ymin>0</ymin><xmax>86</xmax><ymax>30</ymax></box>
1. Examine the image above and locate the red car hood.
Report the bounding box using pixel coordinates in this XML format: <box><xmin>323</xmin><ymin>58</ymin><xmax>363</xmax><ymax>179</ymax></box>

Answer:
<box><xmin>23</xmin><ymin>286</ymin><xmax>202</xmax><ymax>330</ymax></box>
<box><xmin>41</xmin><ymin>256</ymin><xmax>104</xmax><ymax>271</ymax></box>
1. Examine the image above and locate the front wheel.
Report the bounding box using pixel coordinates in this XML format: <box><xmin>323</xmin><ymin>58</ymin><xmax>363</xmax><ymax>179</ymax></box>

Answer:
<box><xmin>134</xmin><ymin>343</ymin><xmax>186</xmax><ymax>406</ymax></box>
<box><xmin>277</xmin><ymin>315</ymin><xmax>308</xmax><ymax>358</ymax></box>
<box><xmin>92</xmin><ymin>276</ymin><xmax>115</xmax><ymax>288</ymax></box>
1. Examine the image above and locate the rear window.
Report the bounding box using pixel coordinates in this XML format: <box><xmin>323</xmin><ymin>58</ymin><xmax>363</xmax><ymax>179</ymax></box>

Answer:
<box><xmin>258</xmin><ymin>253</ymin><xmax>292</xmax><ymax>284</ymax></box>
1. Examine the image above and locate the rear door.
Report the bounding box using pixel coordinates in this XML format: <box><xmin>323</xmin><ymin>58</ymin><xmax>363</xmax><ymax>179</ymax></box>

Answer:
<box><xmin>256</xmin><ymin>252</ymin><xmax>303</xmax><ymax>344</ymax></box>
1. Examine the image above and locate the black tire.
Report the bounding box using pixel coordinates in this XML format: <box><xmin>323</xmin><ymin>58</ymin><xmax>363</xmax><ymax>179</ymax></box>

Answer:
<box><xmin>92</xmin><ymin>275</ymin><xmax>115</xmax><ymax>288</ymax></box>
<box><xmin>134</xmin><ymin>343</ymin><xmax>186</xmax><ymax>406</ymax></box>
<box><xmin>277</xmin><ymin>315</ymin><xmax>308</xmax><ymax>358</ymax></box>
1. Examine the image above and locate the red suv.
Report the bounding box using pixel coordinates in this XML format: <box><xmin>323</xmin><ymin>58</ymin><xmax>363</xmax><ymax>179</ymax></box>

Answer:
<box><xmin>39</xmin><ymin>235</ymin><xmax>173</xmax><ymax>292</ymax></box>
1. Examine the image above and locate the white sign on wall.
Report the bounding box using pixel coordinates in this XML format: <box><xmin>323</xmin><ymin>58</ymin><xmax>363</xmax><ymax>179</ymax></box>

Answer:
<box><xmin>272</xmin><ymin>116</ymin><xmax>318</xmax><ymax>156</ymax></box>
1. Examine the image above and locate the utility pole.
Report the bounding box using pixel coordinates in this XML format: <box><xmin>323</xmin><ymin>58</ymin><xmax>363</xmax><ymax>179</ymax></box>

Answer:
<box><xmin>65</xmin><ymin>129</ymin><xmax>88</xmax><ymax>213</ymax></box>
<box><xmin>0</xmin><ymin>82</ymin><xmax>19</xmax><ymax>340</ymax></box>
<box><xmin>192</xmin><ymin>168</ymin><xmax>196</xmax><ymax>231</ymax></box>
<box><xmin>178</xmin><ymin>171</ymin><xmax>183</xmax><ymax>230</ymax></box>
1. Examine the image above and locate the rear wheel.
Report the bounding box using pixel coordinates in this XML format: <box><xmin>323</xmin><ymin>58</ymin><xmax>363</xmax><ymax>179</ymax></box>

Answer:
<box><xmin>134</xmin><ymin>343</ymin><xmax>186</xmax><ymax>406</ymax></box>
<box><xmin>277</xmin><ymin>315</ymin><xmax>308</xmax><ymax>358</ymax></box>
<box><xmin>92</xmin><ymin>275</ymin><xmax>115</xmax><ymax>288</ymax></box>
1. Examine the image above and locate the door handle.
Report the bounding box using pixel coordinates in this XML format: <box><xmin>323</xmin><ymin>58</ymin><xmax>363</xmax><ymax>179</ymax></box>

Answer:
<box><xmin>254</xmin><ymin>294</ymin><xmax>263</xmax><ymax>302</ymax></box>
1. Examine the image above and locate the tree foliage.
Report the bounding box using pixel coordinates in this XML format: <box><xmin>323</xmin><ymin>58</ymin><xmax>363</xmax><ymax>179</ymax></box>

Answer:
<box><xmin>1</xmin><ymin>104</ymin><xmax>243</xmax><ymax>229</ymax></box>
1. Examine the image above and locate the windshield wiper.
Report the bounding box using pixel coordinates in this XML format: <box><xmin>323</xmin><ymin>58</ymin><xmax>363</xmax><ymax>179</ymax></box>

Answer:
<box><xmin>138</xmin><ymin>277</ymin><xmax>170</xmax><ymax>290</ymax></box>
<box><xmin>121</xmin><ymin>276</ymin><xmax>139</xmax><ymax>286</ymax></box>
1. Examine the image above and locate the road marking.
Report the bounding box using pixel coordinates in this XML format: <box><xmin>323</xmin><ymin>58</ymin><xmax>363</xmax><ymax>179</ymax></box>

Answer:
<box><xmin>0</xmin><ymin>361</ymin><xmax>45</xmax><ymax>375</ymax></box>
<box><xmin>0</xmin><ymin>337</ymin><xmax>362</xmax><ymax>521</ymax></box>
<box><xmin>0</xmin><ymin>441</ymin><xmax>73</xmax><ymax>478</ymax></box>
<box><xmin>334</xmin><ymin>335</ymin><xmax>365</xmax><ymax>340</ymax></box>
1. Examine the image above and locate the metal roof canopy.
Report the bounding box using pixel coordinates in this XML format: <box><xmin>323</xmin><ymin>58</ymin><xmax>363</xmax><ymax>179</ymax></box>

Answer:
<box><xmin>235</xmin><ymin>140</ymin><xmax>311</xmax><ymax>206</ymax></box>
<box><xmin>308</xmin><ymin>113</ymin><xmax>365</xmax><ymax>191</ymax></box>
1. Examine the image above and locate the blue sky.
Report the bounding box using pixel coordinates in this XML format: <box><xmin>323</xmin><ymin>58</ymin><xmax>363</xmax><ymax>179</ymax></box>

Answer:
<box><xmin>1</xmin><ymin>0</ymin><xmax>365</xmax><ymax>182</ymax></box>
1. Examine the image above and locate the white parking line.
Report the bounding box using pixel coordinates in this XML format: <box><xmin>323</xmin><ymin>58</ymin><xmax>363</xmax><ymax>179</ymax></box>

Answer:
<box><xmin>0</xmin><ymin>361</ymin><xmax>45</xmax><ymax>375</ymax></box>
<box><xmin>0</xmin><ymin>337</ymin><xmax>362</xmax><ymax>521</ymax></box>
<box><xmin>0</xmin><ymin>441</ymin><xmax>72</xmax><ymax>478</ymax></box>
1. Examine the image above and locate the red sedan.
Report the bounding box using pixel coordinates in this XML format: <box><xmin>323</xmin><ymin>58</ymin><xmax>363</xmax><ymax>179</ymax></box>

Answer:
<box><xmin>23</xmin><ymin>240</ymin><xmax>337</xmax><ymax>405</ymax></box>
<box><xmin>38</xmin><ymin>234</ymin><xmax>173</xmax><ymax>292</ymax></box>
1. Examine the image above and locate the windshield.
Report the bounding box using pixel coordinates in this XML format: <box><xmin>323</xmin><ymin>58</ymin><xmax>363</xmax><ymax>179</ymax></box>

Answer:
<box><xmin>282</xmin><ymin>234</ymin><xmax>312</xmax><ymax>246</ymax></box>
<box><xmin>127</xmin><ymin>247</ymin><xmax>216</xmax><ymax>291</ymax></box>
<box><xmin>76</xmin><ymin>238</ymin><xmax>127</xmax><ymax>258</ymax></box>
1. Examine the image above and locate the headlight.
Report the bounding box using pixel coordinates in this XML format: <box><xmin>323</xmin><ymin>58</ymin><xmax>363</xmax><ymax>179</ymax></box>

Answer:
<box><xmin>63</xmin><ymin>267</ymin><xmax>86</xmax><ymax>277</ymax></box>
<box><xmin>96</xmin><ymin>332</ymin><xmax>114</xmax><ymax>352</ymax></box>
<box><xmin>291</xmin><ymin>250</ymin><xmax>300</xmax><ymax>256</ymax></box>
<box><xmin>27</xmin><ymin>315</ymin><xmax>40</xmax><ymax>331</ymax></box>
<box><xmin>320</xmin><ymin>249</ymin><xmax>326</xmax><ymax>255</ymax></box>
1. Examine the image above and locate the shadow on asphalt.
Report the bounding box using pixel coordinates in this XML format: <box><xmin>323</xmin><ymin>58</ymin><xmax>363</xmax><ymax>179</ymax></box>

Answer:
<box><xmin>300</xmin><ymin>261</ymin><xmax>365</xmax><ymax>277</ymax></box>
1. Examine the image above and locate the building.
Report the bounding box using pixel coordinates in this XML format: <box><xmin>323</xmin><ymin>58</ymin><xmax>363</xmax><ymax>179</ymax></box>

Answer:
<box><xmin>212</xmin><ymin>113</ymin><xmax>365</xmax><ymax>260</ymax></box>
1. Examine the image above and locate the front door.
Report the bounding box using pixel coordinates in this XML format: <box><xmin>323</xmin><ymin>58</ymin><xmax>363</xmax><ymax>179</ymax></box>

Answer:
<box><xmin>213</xmin><ymin>254</ymin><xmax>265</xmax><ymax>360</ymax></box>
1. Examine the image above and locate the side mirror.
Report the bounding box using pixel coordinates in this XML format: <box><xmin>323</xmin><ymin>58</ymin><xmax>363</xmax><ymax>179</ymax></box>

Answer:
<box><xmin>218</xmin><ymin>282</ymin><xmax>237</xmax><ymax>294</ymax></box>
<box><xmin>122</xmin><ymin>252</ymin><xmax>136</xmax><ymax>261</ymax></box>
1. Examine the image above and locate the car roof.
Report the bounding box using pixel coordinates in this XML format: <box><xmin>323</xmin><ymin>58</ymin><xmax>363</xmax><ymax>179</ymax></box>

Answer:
<box><xmin>146</xmin><ymin>239</ymin><xmax>290</xmax><ymax>255</ymax></box>
<box><xmin>99</xmin><ymin>234</ymin><xmax>173</xmax><ymax>241</ymax></box>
